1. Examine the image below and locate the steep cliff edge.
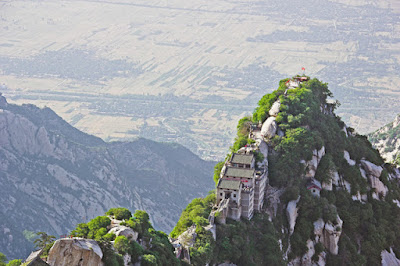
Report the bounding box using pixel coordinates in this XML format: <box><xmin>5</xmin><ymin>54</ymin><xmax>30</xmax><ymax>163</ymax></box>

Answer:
<box><xmin>171</xmin><ymin>77</ymin><xmax>400</xmax><ymax>265</ymax></box>
<box><xmin>0</xmin><ymin>101</ymin><xmax>214</xmax><ymax>260</ymax></box>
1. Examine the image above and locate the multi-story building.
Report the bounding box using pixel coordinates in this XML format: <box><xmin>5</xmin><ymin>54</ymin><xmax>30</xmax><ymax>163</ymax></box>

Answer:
<box><xmin>216</xmin><ymin>152</ymin><xmax>267</xmax><ymax>221</ymax></box>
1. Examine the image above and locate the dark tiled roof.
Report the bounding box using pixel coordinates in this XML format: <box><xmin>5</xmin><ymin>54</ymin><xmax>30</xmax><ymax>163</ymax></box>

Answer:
<box><xmin>225</xmin><ymin>167</ymin><xmax>254</xmax><ymax>178</ymax></box>
<box><xmin>218</xmin><ymin>179</ymin><xmax>241</xmax><ymax>190</ymax></box>
<box><xmin>231</xmin><ymin>153</ymin><xmax>254</xmax><ymax>165</ymax></box>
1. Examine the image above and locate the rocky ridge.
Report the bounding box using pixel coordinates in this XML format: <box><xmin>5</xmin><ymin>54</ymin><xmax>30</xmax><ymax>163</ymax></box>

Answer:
<box><xmin>0</xmin><ymin>99</ymin><xmax>214</xmax><ymax>260</ymax></box>
<box><xmin>170</xmin><ymin>77</ymin><xmax>400</xmax><ymax>265</ymax></box>
<box><xmin>369</xmin><ymin>114</ymin><xmax>400</xmax><ymax>165</ymax></box>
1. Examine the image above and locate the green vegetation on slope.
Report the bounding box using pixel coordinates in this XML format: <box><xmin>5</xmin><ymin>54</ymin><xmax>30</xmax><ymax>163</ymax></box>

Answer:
<box><xmin>69</xmin><ymin>208</ymin><xmax>180</xmax><ymax>266</ymax></box>
<box><xmin>170</xmin><ymin>192</ymin><xmax>216</xmax><ymax>238</ymax></box>
<box><xmin>212</xmin><ymin>214</ymin><xmax>284</xmax><ymax>265</ymax></box>
<box><xmin>171</xmin><ymin>77</ymin><xmax>400</xmax><ymax>265</ymax></box>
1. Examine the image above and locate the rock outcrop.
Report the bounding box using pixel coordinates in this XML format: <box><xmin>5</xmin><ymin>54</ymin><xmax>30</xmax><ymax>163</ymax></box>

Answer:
<box><xmin>381</xmin><ymin>247</ymin><xmax>400</xmax><ymax>266</ymax></box>
<box><xmin>108</xmin><ymin>225</ymin><xmax>138</xmax><ymax>241</ymax></box>
<box><xmin>343</xmin><ymin>150</ymin><xmax>356</xmax><ymax>166</ymax></box>
<box><xmin>265</xmin><ymin>186</ymin><xmax>284</xmax><ymax>220</ymax></box>
<box><xmin>313</xmin><ymin>216</ymin><xmax>343</xmax><ymax>255</ymax></box>
<box><xmin>304</xmin><ymin>146</ymin><xmax>325</xmax><ymax>178</ymax></box>
<box><xmin>287</xmin><ymin>197</ymin><xmax>300</xmax><ymax>235</ymax></box>
<box><xmin>360</xmin><ymin>160</ymin><xmax>388</xmax><ymax>198</ymax></box>
<box><xmin>351</xmin><ymin>191</ymin><xmax>367</xmax><ymax>203</ymax></box>
<box><xmin>261</xmin><ymin>117</ymin><xmax>277</xmax><ymax>138</ymax></box>
<box><xmin>24</xmin><ymin>249</ymin><xmax>49</xmax><ymax>265</ymax></box>
<box><xmin>300</xmin><ymin>240</ymin><xmax>315</xmax><ymax>266</ymax></box>
<box><xmin>47</xmin><ymin>238</ymin><xmax>103</xmax><ymax>266</ymax></box>
<box><xmin>269</xmin><ymin>100</ymin><xmax>281</xmax><ymax>117</ymax></box>
<box><xmin>0</xmin><ymin>102</ymin><xmax>215</xmax><ymax>259</ymax></box>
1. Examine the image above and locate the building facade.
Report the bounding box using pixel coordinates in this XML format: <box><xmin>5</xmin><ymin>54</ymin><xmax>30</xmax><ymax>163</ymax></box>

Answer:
<box><xmin>216</xmin><ymin>153</ymin><xmax>267</xmax><ymax>221</ymax></box>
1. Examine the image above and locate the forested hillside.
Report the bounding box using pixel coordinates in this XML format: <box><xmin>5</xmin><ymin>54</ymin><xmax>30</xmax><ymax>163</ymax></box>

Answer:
<box><xmin>171</xmin><ymin>78</ymin><xmax>400</xmax><ymax>265</ymax></box>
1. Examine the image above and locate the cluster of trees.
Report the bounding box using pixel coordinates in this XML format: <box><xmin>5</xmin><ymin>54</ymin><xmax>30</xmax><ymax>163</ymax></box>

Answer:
<box><xmin>70</xmin><ymin>208</ymin><xmax>179</xmax><ymax>266</ymax></box>
<box><xmin>212</xmin><ymin>215</ymin><xmax>284</xmax><ymax>265</ymax></box>
<box><xmin>170</xmin><ymin>193</ymin><xmax>215</xmax><ymax>238</ymax></box>
<box><xmin>228</xmin><ymin>116</ymin><xmax>255</xmax><ymax>155</ymax></box>
<box><xmin>0</xmin><ymin>253</ymin><xmax>21</xmax><ymax>266</ymax></box>
<box><xmin>193</xmin><ymin>77</ymin><xmax>400</xmax><ymax>264</ymax></box>
<box><xmin>256</xmin><ymin>78</ymin><xmax>400</xmax><ymax>263</ymax></box>
<box><xmin>106</xmin><ymin>208</ymin><xmax>132</xmax><ymax>220</ymax></box>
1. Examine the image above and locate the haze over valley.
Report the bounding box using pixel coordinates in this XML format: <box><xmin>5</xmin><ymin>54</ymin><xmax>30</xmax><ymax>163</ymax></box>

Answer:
<box><xmin>1</xmin><ymin>0</ymin><xmax>400</xmax><ymax>160</ymax></box>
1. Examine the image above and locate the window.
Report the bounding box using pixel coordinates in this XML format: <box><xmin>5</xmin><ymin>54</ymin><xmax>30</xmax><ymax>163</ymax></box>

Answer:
<box><xmin>233</xmin><ymin>194</ymin><xmax>236</xmax><ymax>198</ymax></box>
<box><xmin>220</xmin><ymin>193</ymin><xmax>223</xmax><ymax>196</ymax></box>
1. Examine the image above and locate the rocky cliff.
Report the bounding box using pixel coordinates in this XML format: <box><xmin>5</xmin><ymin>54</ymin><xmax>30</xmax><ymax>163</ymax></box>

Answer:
<box><xmin>369</xmin><ymin>114</ymin><xmax>400</xmax><ymax>165</ymax></box>
<box><xmin>171</xmin><ymin>77</ymin><xmax>400</xmax><ymax>265</ymax></box>
<box><xmin>0</xmin><ymin>100</ymin><xmax>214</xmax><ymax>260</ymax></box>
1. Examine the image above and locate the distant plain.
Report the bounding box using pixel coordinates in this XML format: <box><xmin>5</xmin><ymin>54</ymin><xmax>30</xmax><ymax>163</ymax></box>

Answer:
<box><xmin>1</xmin><ymin>0</ymin><xmax>399</xmax><ymax>160</ymax></box>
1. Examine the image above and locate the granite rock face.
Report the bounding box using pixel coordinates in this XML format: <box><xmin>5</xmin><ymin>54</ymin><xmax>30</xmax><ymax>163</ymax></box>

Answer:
<box><xmin>0</xmin><ymin>103</ymin><xmax>214</xmax><ymax>259</ymax></box>
<box><xmin>109</xmin><ymin>225</ymin><xmax>138</xmax><ymax>241</ymax></box>
<box><xmin>261</xmin><ymin>117</ymin><xmax>277</xmax><ymax>138</ymax></box>
<box><xmin>304</xmin><ymin>146</ymin><xmax>325</xmax><ymax>178</ymax></box>
<box><xmin>360</xmin><ymin>160</ymin><xmax>388</xmax><ymax>198</ymax></box>
<box><xmin>47</xmin><ymin>238</ymin><xmax>103</xmax><ymax>266</ymax></box>
<box><xmin>313</xmin><ymin>215</ymin><xmax>343</xmax><ymax>256</ymax></box>
<box><xmin>269</xmin><ymin>100</ymin><xmax>281</xmax><ymax>117</ymax></box>
<box><xmin>381</xmin><ymin>247</ymin><xmax>400</xmax><ymax>266</ymax></box>
<box><xmin>287</xmin><ymin>197</ymin><xmax>300</xmax><ymax>235</ymax></box>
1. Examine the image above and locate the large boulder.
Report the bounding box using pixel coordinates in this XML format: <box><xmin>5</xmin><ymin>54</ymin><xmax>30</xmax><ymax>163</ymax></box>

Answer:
<box><xmin>261</xmin><ymin>117</ymin><xmax>277</xmax><ymax>138</ymax></box>
<box><xmin>269</xmin><ymin>100</ymin><xmax>281</xmax><ymax>117</ymax></box>
<box><xmin>47</xmin><ymin>238</ymin><xmax>103</xmax><ymax>266</ymax></box>
<box><xmin>108</xmin><ymin>225</ymin><xmax>138</xmax><ymax>241</ymax></box>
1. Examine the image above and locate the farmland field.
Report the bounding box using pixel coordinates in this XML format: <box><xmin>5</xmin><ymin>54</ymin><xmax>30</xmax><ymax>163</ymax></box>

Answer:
<box><xmin>1</xmin><ymin>0</ymin><xmax>399</xmax><ymax>160</ymax></box>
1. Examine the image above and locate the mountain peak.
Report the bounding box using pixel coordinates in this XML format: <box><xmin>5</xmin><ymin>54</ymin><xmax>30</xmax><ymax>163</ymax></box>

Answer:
<box><xmin>170</xmin><ymin>77</ymin><xmax>400</xmax><ymax>265</ymax></box>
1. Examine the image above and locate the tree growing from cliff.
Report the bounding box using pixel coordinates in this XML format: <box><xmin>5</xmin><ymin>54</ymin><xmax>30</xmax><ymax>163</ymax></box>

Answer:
<box><xmin>33</xmin><ymin>232</ymin><xmax>56</xmax><ymax>250</ymax></box>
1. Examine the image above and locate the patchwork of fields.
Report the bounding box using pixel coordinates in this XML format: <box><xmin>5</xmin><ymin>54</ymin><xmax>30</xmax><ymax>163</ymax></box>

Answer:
<box><xmin>1</xmin><ymin>0</ymin><xmax>399</xmax><ymax>160</ymax></box>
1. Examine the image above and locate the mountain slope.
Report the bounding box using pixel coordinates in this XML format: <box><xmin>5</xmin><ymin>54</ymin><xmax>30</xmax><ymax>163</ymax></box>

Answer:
<box><xmin>368</xmin><ymin>114</ymin><xmax>400</xmax><ymax>165</ymax></box>
<box><xmin>171</xmin><ymin>77</ymin><xmax>400</xmax><ymax>265</ymax></box>
<box><xmin>0</xmin><ymin>96</ymin><xmax>215</xmax><ymax>260</ymax></box>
